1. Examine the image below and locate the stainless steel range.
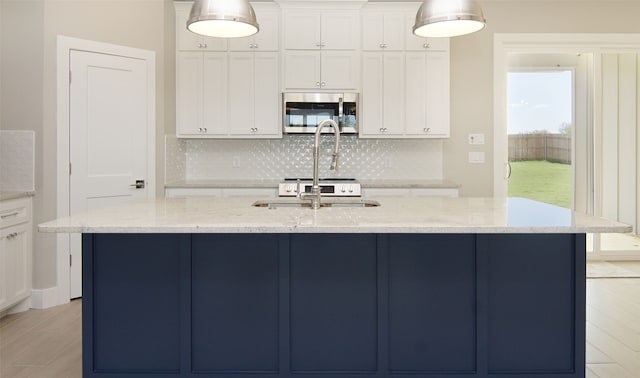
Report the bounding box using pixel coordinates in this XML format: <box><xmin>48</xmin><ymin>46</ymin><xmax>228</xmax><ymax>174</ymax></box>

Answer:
<box><xmin>278</xmin><ymin>178</ymin><xmax>362</xmax><ymax>197</ymax></box>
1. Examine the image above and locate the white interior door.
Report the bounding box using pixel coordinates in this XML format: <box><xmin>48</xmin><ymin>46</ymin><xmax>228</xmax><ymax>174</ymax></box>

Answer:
<box><xmin>69</xmin><ymin>50</ymin><xmax>152</xmax><ymax>298</ymax></box>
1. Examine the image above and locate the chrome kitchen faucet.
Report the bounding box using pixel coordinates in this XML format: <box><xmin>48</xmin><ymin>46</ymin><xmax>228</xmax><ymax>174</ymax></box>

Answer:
<box><xmin>299</xmin><ymin>119</ymin><xmax>341</xmax><ymax>209</ymax></box>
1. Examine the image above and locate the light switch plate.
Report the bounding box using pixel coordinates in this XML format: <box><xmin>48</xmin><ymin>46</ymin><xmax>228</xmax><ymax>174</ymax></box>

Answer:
<box><xmin>469</xmin><ymin>151</ymin><xmax>485</xmax><ymax>163</ymax></box>
<box><xmin>468</xmin><ymin>133</ymin><xmax>485</xmax><ymax>145</ymax></box>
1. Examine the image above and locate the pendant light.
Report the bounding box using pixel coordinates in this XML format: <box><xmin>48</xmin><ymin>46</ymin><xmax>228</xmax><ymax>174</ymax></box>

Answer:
<box><xmin>413</xmin><ymin>0</ymin><xmax>486</xmax><ymax>38</ymax></box>
<box><xmin>187</xmin><ymin>0</ymin><xmax>259</xmax><ymax>39</ymax></box>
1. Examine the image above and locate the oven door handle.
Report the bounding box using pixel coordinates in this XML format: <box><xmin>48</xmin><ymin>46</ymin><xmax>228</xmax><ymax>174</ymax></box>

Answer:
<box><xmin>338</xmin><ymin>96</ymin><xmax>344</xmax><ymax>128</ymax></box>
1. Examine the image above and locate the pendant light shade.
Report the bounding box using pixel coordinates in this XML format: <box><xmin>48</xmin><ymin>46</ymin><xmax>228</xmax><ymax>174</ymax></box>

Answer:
<box><xmin>413</xmin><ymin>0</ymin><xmax>486</xmax><ymax>38</ymax></box>
<box><xmin>187</xmin><ymin>0</ymin><xmax>259</xmax><ymax>38</ymax></box>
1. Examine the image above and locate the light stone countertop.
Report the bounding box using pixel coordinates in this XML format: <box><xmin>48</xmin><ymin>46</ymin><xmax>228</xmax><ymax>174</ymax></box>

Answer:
<box><xmin>38</xmin><ymin>196</ymin><xmax>631</xmax><ymax>234</ymax></box>
<box><xmin>0</xmin><ymin>191</ymin><xmax>34</xmax><ymax>201</ymax></box>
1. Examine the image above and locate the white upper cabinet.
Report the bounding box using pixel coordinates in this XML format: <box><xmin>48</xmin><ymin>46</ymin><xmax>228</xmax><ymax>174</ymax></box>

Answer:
<box><xmin>404</xmin><ymin>51</ymin><xmax>450</xmax><ymax>137</ymax></box>
<box><xmin>175</xmin><ymin>2</ymin><xmax>227</xmax><ymax>51</ymax></box>
<box><xmin>282</xmin><ymin>6</ymin><xmax>361</xmax><ymax>90</ymax></box>
<box><xmin>176</xmin><ymin>52</ymin><xmax>228</xmax><ymax>136</ymax></box>
<box><xmin>360</xmin><ymin>52</ymin><xmax>405</xmax><ymax>137</ymax></box>
<box><xmin>228</xmin><ymin>52</ymin><xmax>281</xmax><ymax>137</ymax></box>
<box><xmin>362</xmin><ymin>12</ymin><xmax>405</xmax><ymax>51</ymax></box>
<box><xmin>283</xmin><ymin>9</ymin><xmax>359</xmax><ymax>50</ymax></box>
<box><xmin>229</xmin><ymin>5</ymin><xmax>280</xmax><ymax>52</ymax></box>
<box><xmin>359</xmin><ymin>4</ymin><xmax>450</xmax><ymax>139</ymax></box>
<box><xmin>174</xmin><ymin>1</ymin><xmax>281</xmax><ymax>138</ymax></box>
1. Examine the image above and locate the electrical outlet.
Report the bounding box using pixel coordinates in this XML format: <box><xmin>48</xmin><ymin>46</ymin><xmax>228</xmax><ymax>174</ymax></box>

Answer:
<box><xmin>232</xmin><ymin>156</ymin><xmax>240</xmax><ymax>168</ymax></box>
<box><xmin>468</xmin><ymin>133</ymin><xmax>485</xmax><ymax>145</ymax></box>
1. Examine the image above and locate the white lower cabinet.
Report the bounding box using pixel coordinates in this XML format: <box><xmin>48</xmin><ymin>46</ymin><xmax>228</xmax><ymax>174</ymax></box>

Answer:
<box><xmin>0</xmin><ymin>197</ymin><xmax>32</xmax><ymax>313</ymax></box>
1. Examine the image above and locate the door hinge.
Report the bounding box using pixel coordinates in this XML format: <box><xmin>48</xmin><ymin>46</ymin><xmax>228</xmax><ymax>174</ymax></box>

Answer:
<box><xmin>70</xmin><ymin>254</ymin><xmax>72</xmax><ymax>267</ymax></box>
<box><xmin>69</xmin><ymin>162</ymin><xmax>72</xmax><ymax>175</ymax></box>
<box><xmin>69</xmin><ymin>70</ymin><xmax>72</xmax><ymax>84</ymax></box>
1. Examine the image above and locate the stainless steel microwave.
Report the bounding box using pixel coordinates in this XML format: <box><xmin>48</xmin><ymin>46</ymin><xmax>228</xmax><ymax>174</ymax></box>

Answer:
<box><xmin>282</xmin><ymin>93</ymin><xmax>359</xmax><ymax>134</ymax></box>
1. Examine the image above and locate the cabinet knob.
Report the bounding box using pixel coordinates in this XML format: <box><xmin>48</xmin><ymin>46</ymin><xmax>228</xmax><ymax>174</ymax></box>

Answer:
<box><xmin>424</xmin><ymin>127</ymin><xmax>431</xmax><ymax>133</ymax></box>
<box><xmin>315</xmin><ymin>42</ymin><xmax>322</xmax><ymax>48</ymax></box>
<box><xmin>320</xmin><ymin>82</ymin><xmax>326</xmax><ymax>87</ymax></box>
<box><xmin>316</xmin><ymin>82</ymin><xmax>321</xmax><ymax>87</ymax></box>
<box><xmin>423</xmin><ymin>43</ymin><xmax>430</xmax><ymax>49</ymax></box>
<box><xmin>379</xmin><ymin>127</ymin><xmax>387</xmax><ymax>133</ymax></box>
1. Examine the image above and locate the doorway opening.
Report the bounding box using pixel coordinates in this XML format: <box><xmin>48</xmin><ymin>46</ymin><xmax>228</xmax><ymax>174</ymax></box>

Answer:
<box><xmin>507</xmin><ymin>68</ymin><xmax>573</xmax><ymax>209</ymax></box>
<box><xmin>494</xmin><ymin>34</ymin><xmax>640</xmax><ymax>261</ymax></box>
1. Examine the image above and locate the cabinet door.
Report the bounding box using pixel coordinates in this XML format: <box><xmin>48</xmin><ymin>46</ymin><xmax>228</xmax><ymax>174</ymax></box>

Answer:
<box><xmin>0</xmin><ymin>223</ymin><xmax>31</xmax><ymax>310</ymax></box>
<box><xmin>360</xmin><ymin>53</ymin><xmax>384</xmax><ymax>137</ymax></box>
<box><xmin>382</xmin><ymin>53</ymin><xmax>405</xmax><ymax>135</ymax></box>
<box><xmin>320</xmin><ymin>10</ymin><xmax>359</xmax><ymax>50</ymax></box>
<box><xmin>321</xmin><ymin>51</ymin><xmax>358</xmax><ymax>90</ymax></box>
<box><xmin>284</xmin><ymin>10</ymin><xmax>321</xmax><ymax>50</ymax></box>
<box><xmin>363</xmin><ymin>12</ymin><xmax>404</xmax><ymax>51</ymax></box>
<box><xmin>425</xmin><ymin>52</ymin><xmax>450</xmax><ymax>136</ymax></box>
<box><xmin>362</xmin><ymin>13</ymin><xmax>385</xmax><ymax>51</ymax></box>
<box><xmin>176</xmin><ymin>52</ymin><xmax>204</xmax><ymax>136</ymax></box>
<box><xmin>360</xmin><ymin>53</ymin><xmax>403</xmax><ymax>137</ymax></box>
<box><xmin>404</xmin><ymin>52</ymin><xmax>427</xmax><ymax>135</ymax></box>
<box><xmin>202</xmin><ymin>53</ymin><xmax>228</xmax><ymax>135</ymax></box>
<box><xmin>383</xmin><ymin>13</ymin><xmax>406</xmax><ymax>51</ymax></box>
<box><xmin>284</xmin><ymin>51</ymin><xmax>321</xmax><ymax>89</ymax></box>
<box><xmin>253</xmin><ymin>53</ymin><xmax>281</xmax><ymax>136</ymax></box>
<box><xmin>228</xmin><ymin>52</ymin><xmax>255</xmax><ymax>135</ymax></box>
<box><xmin>405</xmin><ymin>52</ymin><xmax>449</xmax><ymax>137</ymax></box>
<box><xmin>229</xmin><ymin>8</ymin><xmax>279</xmax><ymax>52</ymax></box>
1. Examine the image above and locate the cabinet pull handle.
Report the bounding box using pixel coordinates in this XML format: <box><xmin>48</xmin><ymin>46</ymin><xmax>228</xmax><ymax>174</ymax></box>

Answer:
<box><xmin>1</xmin><ymin>211</ymin><xmax>19</xmax><ymax>219</ymax></box>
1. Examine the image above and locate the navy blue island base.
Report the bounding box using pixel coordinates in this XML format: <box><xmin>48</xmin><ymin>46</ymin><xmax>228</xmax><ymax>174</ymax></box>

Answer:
<box><xmin>82</xmin><ymin>233</ymin><xmax>586</xmax><ymax>378</ymax></box>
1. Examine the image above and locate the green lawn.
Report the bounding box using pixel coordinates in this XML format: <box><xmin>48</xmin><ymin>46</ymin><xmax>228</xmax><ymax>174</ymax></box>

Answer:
<box><xmin>508</xmin><ymin>160</ymin><xmax>572</xmax><ymax>209</ymax></box>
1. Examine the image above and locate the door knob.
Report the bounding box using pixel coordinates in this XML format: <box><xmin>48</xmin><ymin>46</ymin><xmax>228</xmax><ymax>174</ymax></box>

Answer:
<box><xmin>130</xmin><ymin>180</ymin><xmax>145</xmax><ymax>189</ymax></box>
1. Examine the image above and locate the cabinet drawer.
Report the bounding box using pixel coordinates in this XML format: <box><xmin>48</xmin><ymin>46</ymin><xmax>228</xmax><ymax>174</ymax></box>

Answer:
<box><xmin>0</xmin><ymin>197</ymin><xmax>32</xmax><ymax>229</ymax></box>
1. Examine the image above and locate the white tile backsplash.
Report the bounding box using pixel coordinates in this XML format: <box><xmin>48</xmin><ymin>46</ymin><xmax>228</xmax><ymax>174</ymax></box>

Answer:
<box><xmin>165</xmin><ymin>135</ymin><xmax>443</xmax><ymax>182</ymax></box>
<box><xmin>0</xmin><ymin>130</ymin><xmax>35</xmax><ymax>192</ymax></box>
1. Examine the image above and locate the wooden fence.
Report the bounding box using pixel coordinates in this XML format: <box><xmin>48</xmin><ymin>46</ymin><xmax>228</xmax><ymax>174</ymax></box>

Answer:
<box><xmin>509</xmin><ymin>133</ymin><xmax>571</xmax><ymax>164</ymax></box>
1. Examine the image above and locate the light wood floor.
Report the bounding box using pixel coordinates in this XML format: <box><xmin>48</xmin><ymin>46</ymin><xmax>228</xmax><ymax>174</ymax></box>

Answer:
<box><xmin>1</xmin><ymin>262</ymin><xmax>639</xmax><ymax>378</ymax></box>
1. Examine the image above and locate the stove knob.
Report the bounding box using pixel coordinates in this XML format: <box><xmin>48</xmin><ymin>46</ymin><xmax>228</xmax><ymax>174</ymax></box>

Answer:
<box><xmin>341</xmin><ymin>185</ymin><xmax>346</xmax><ymax>193</ymax></box>
<box><xmin>348</xmin><ymin>185</ymin><xmax>354</xmax><ymax>193</ymax></box>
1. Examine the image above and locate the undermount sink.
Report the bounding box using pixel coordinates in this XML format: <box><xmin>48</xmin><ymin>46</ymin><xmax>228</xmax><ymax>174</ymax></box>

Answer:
<box><xmin>252</xmin><ymin>198</ymin><xmax>381</xmax><ymax>209</ymax></box>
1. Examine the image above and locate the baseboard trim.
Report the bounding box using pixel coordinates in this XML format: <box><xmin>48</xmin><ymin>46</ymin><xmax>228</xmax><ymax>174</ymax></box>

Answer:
<box><xmin>31</xmin><ymin>287</ymin><xmax>65</xmax><ymax>309</ymax></box>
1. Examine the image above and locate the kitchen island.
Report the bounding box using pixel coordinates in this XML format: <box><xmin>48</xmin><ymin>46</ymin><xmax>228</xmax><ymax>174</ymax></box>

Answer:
<box><xmin>39</xmin><ymin>197</ymin><xmax>631</xmax><ymax>378</ymax></box>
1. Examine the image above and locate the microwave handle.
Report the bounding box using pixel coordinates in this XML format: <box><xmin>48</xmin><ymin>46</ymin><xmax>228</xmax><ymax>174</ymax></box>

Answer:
<box><xmin>338</xmin><ymin>96</ymin><xmax>344</xmax><ymax>127</ymax></box>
